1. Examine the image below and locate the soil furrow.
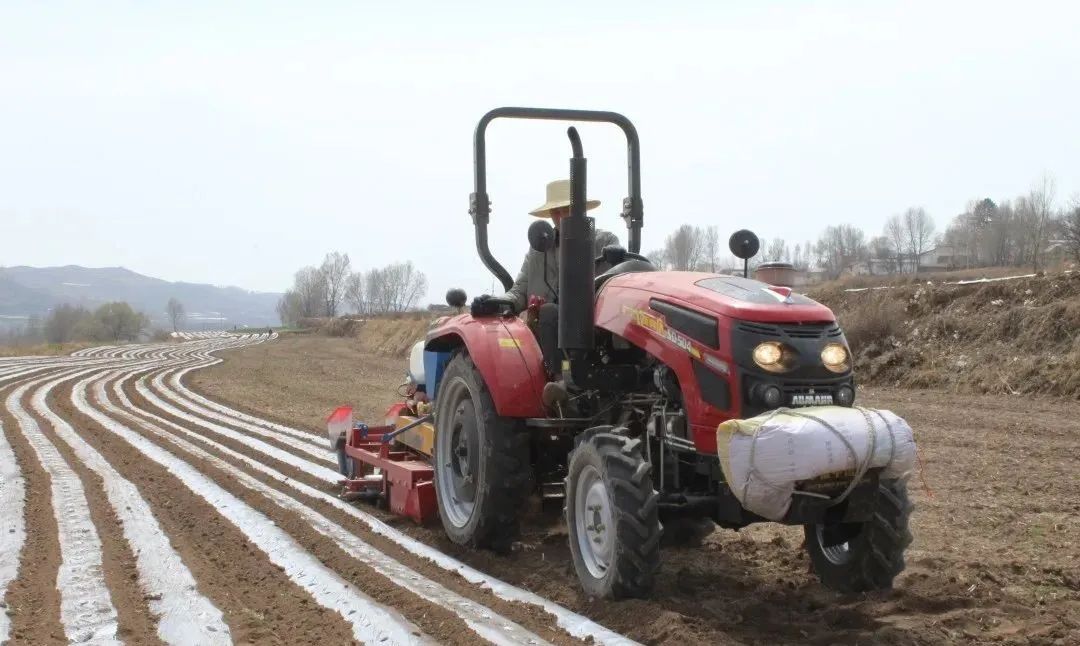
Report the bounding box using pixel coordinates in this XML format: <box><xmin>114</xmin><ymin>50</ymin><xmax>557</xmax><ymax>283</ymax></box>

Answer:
<box><xmin>51</xmin><ymin>376</ymin><xmax>364</xmax><ymax>645</ymax></box>
<box><xmin>100</xmin><ymin>369</ymin><xmax>569</xmax><ymax>646</ymax></box>
<box><xmin>151</xmin><ymin>368</ymin><xmax>332</xmax><ymax>461</ymax></box>
<box><xmin>42</xmin><ymin>375</ymin><xmax>231</xmax><ymax>645</ymax></box>
<box><xmin>0</xmin><ymin>382</ymin><xmax>65</xmax><ymax>645</ymax></box>
<box><xmin>27</xmin><ymin>379</ymin><xmax>164</xmax><ymax>645</ymax></box>
<box><xmin>5</xmin><ymin>371</ymin><xmax>120</xmax><ymax>643</ymax></box>
<box><xmin>123</xmin><ymin>370</ymin><xmax>335</xmax><ymax>494</ymax></box>
<box><xmin>81</xmin><ymin>368</ymin><xmax>491</xmax><ymax>645</ymax></box>
<box><xmin>55</xmin><ymin>363</ymin><xmax>427</xmax><ymax>644</ymax></box>
<box><xmin>139</xmin><ymin>368</ymin><xmax>340</xmax><ymax>481</ymax></box>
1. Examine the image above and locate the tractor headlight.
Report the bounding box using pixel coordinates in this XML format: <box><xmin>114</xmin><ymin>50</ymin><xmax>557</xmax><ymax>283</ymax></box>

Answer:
<box><xmin>752</xmin><ymin>342</ymin><xmax>788</xmax><ymax>373</ymax></box>
<box><xmin>821</xmin><ymin>343</ymin><xmax>850</xmax><ymax>373</ymax></box>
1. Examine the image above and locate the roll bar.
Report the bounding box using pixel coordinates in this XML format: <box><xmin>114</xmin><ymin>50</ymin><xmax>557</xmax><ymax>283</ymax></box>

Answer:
<box><xmin>469</xmin><ymin>107</ymin><xmax>644</xmax><ymax>291</ymax></box>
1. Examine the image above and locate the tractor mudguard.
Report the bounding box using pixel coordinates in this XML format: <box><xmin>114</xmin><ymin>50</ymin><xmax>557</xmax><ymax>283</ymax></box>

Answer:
<box><xmin>425</xmin><ymin>313</ymin><xmax>546</xmax><ymax>418</ymax></box>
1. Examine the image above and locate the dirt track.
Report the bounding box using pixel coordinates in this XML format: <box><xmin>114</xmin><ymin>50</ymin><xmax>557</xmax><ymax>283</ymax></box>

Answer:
<box><xmin>0</xmin><ymin>334</ymin><xmax>632</xmax><ymax>646</ymax></box>
<box><xmin>192</xmin><ymin>335</ymin><xmax>1080</xmax><ymax>645</ymax></box>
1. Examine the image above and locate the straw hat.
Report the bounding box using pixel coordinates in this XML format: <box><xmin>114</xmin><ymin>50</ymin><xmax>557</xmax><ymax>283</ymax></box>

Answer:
<box><xmin>528</xmin><ymin>179</ymin><xmax>600</xmax><ymax>217</ymax></box>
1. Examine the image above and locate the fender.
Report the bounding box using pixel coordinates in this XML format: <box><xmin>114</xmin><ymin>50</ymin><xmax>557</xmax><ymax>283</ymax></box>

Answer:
<box><xmin>425</xmin><ymin>313</ymin><xmax>546</xmax><ymax>418</ymax></box>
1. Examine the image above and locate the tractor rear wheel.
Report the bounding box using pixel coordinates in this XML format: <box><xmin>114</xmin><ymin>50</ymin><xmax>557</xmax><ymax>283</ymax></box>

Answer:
<box><xmin>433</xmin><ymin>352</ymin><xmax>531</xmax><ymax>552</ymax></box>
<box><xmin>566</xmin><ymin>428</ymin><xmax>661</xmax><ymax>599</ymax></box>
<box><xmin>804</xmin><ymin>479</ymin><xmax>914</xmax><ymax>592</ymax></box>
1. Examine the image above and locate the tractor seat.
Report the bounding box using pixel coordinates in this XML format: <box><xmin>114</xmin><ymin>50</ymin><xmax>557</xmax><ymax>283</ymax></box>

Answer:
<box><xmin>595</xmin><ymin>259</ymin><xmax>657</xmax><ymax>290</ymax></box>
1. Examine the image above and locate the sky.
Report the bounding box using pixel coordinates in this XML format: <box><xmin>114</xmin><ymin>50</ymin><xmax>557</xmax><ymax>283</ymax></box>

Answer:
<box><xmin>1</xmin><ymin>1</ymin><xmax>1078</xmax><ymax>303</ymax></box>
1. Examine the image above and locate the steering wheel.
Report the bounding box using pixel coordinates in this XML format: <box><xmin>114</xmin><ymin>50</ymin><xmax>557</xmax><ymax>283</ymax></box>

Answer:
<box><xmin>595</xmin><ymin>245</ymin><xmax>651</xmax><ymax>271</ymax></box>
<box><xmin>595</xmin><ymin>251</ymin><xmax>649</xmax><ymax>264</ymax></box>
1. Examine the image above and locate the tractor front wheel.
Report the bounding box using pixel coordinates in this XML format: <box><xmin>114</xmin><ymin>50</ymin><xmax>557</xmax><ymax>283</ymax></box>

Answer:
<box><xmin>804</xmin><ymin>479</ymin><xmax>914</xmax><ymax>592</ymax></box>
<box><xmin>566</xmin><ymin>428</ymin><xmax>661</xmax><ymax>599</ymax></box>
<box><xmin>433</xmin><ymin>352</ymin><xmax>531</xmax><ymax>552</ymax></box>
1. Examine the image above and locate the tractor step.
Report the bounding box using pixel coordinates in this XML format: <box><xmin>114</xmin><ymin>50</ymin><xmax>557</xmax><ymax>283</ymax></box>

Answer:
<box><xmin>541</xmin><ymin>481</ymin><xmax>565</xmax><ymax>499</ymax></box>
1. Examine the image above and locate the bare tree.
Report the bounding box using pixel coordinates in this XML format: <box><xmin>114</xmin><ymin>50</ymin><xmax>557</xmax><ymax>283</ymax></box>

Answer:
<box><xmin>1062</xmin><ymin>197</ymin><xmax>1080</xmax><ymax>264</ymax></box>
<box><xmin>761</xmin><ymin>238</ymin><xmax>789</xmax><ymax>263</ymax></box>
<box><xmin>814</xmin><ymin>227</ymin><xmax>845</xmax><ymax>278</ymax></box>
<box><xmin>663</xmin><ymin>224</ymin><xmax>705</xmax><ymax>270</ymax></box>
<box><xmin>790</xmin><ymin>243</ymin><xmax>810</xmax><ymax>271</ymax></box>
<box><xmin>344</xmin><ymin>271</ymin><xmax>367</xmax><ymax>314</ymax></box>
<box><xmin>902</xmin><ymin>207</ymin><xmax>935</xmax><ymax>272</ymax></box>
<box><xmin>365</xmin><ymin>267</ymin><xmax>389</xmax><ymax>313</ymax></box>
<box><xmin>884</xmin><ymin>215</ymin><xmax>906</xmax><ymax>272</ymax></box>
<box><xmin>700</xmin><ymin>226</ymin><xmax>720</xmax><ymax>272</ymax></box>
<box><xmin>319</xmin><ymin>252</ymin><xmax>351</xmax><ymax>317</ymax></box>
<box><xmin>815</xmin><ymin>225</ymin><xmax>867</xmax><ymax>278</ymax></box>
<box><xmin>165</xmin><ymin>297</ymin><xmax>185</xmax><ymax>332</ymax></box>
<box><xmin>982</xmin><ymin>199</ymin><xmax>1019</xmax><ymax>266</ymax></box>
<box><xmin>387</xmin><ymin>261</ymin><xmax>429</xmax><ymax>312</ymax></box>
<box><xmin>293</xmin><ymin>266</ymin><xmax>328</xmax><ymax>317</ymax></box>
<box><xmin>869</xmin><ymin>236</ymin><xmax>896</xmax><ymax>274</ymax></box>
<box><xmin>1018</xmin><ymin>175</ymin><xmax>1056</xmax><ymax>272</ymax></box>
<box><xmin>276</xmin><ymin>290</ymin><xmax>303</xmax><ymax>327</ymax></box>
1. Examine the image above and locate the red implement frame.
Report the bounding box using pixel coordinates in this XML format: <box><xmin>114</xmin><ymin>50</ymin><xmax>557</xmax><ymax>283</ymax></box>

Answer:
<box><xmin>341</xmin><ymin>422</ymin><xmax>437</xmax><ymax>524</ymax></box>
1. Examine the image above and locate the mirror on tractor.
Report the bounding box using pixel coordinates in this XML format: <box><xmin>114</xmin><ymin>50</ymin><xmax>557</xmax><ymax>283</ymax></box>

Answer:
<box><xmin>528</xmin><ymin>219</ymin><xmax>556</xmax><ymax>253</ymax></box>
<box><xmin>729</xmin><ymin>229</ymin><xmax>760</xmax><ymax>259</ymax></box>
<box><xmin>729</xmin><ymin>229</ymin><xmax>760</xmax><ymax>278</ymax></box>
<box><xmin>445</xmin><ymin>288</ymin><xmax>467</xmax><ymax>308</ymax></box>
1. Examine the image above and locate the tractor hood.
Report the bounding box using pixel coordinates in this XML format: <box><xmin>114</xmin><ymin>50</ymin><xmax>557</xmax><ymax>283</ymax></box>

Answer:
<box><xmin>602</xmin><ymin>271</ymin><xmax>836</xmax><ymax>324</ymax></box>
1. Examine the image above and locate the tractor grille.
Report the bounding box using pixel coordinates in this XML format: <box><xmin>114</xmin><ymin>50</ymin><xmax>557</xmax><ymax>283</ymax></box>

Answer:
<box><xmin>736</xmin><ymin>322</ymin><xmax>842</xmax><ymax>340</ymax></box>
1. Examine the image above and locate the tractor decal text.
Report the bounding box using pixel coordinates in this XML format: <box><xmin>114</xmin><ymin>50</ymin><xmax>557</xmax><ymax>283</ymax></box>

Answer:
<box><xmin>622</xmin><ymin>306</ymin><xmax>702</xmax><ymax>359</ymax></box>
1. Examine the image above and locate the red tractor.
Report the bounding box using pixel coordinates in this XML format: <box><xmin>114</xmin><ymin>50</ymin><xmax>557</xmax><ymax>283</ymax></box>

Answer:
<box><xmin>343</xmin><ymin>108</ymin><xmax>913</xmax><ymax>600</ymax></box>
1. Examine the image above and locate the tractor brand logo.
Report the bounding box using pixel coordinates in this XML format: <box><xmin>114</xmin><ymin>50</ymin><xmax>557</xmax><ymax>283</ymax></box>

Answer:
<box><xmin>622</xmin><ymin>306</ymin><xmax>701</xmax><ymax>359</ymax></box>
<box><xmin>498</xmin><ymin>337</ymin><xmax>521</xmax><ymax>349</ymax></box>
<box><xmin>791</xmin><ymin>393</ymin><xmax>834</xmax><ymax>406</ymax></box>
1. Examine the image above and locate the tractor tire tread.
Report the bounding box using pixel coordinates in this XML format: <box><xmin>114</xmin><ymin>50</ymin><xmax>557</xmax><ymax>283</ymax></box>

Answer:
<box><xmin>435</xmin><ymin>352</ymin><xmax>532</xmax><ymax>553</ymax></box>
<box><xmin>567</xmin><ymin>430</ymin><xmax>661</xmax><ymax>599</ymax></box>
<box><xmin>805</xmin><ymin>479</ymin><xmax>914</xmax><ymax>593</ymax></box>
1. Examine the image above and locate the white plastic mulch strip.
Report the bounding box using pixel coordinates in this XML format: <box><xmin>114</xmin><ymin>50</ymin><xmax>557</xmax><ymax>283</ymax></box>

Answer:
<box><xmin>133</xmin><ymin>372</ymin><xmax>342</xmax><ymax>484</ymax></box>
<box><xmin>154</xmin><ymin>368</ymin><xmax>331</xmax><ymax>459</ymax></box>
<box><xmin>6</xmin><ymin>371</ymin><xmax>120</xmax><ymax>645</ymax></box>
<box><xmin>0</xmin><ymin>392</ymin><xmax>28</xmax><ymax>645</ymax></box>
<box><xmin>93</xmin><ymin>370</ymin><xmax>550</xmax><ymax>646</ymax></box>
<box><xmin>166</xmin><ymin>367</ymin><xmax>328</xmax><ymax>447</ymax></box>
<box><xmin>952</xmin><ymin>273</ymin><xmax>1037</xmax><ymax>285</ymax></box>
<box><xmin>40</xmin><ymin>372</ymin><xmax>231</xmax><ymax>645</ymax></box>
<box><xmin>73</xmin><ymin>370</ymin><xmax>430</xmax><ymax>644</ymax></box>
<box><xmin>843</xmin><ymin>271</ymin><xmax>1046</xmax><ymax>292</ymax></box>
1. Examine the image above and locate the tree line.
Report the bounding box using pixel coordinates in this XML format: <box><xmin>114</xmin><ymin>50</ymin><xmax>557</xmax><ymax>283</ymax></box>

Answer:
<box><xmin>1</xmin><ymin>296</ymin><xmax>191</xmax><ymax>348</ymax></box>
<box><xmin>276</xmin><ymin>252</ymin><xmax>430</xmax><ymax>326</ymax></box>
<box><xmin>6</xmin><ymin>301</ymin><xmax>151</xmax><ymax>345</ymax></box>
<box><xmin>648</xmin><ymin>175</ymin><xmax>1079</xmax><ymax>280</ymax></box>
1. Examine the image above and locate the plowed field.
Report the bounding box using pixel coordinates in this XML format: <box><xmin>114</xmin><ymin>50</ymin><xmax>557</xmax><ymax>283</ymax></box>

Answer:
<box><xmin>193</xmin><ymin>335</ymin><xmax>1080</xmax><ymax>645</ymax></box>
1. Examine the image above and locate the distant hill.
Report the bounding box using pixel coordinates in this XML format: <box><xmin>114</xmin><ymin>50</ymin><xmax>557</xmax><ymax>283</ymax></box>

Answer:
<box><xmin>0</xmin><ymin>265</ymin><xmax>281</xmax><ymax>330</ymax></box>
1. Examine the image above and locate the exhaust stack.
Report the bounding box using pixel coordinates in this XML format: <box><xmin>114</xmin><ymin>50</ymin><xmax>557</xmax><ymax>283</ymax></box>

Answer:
<box><xmin>558</xmin><ymin>127</ymin><xmax>595</xmax><ymax>354</ymax></box>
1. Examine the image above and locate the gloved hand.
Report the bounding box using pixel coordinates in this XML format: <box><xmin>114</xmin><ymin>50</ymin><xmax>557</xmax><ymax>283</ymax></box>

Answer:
<box><xmin>470</xmin><ymin>294</ymin><xmax>502</xmax><ymax>317</ymax></box>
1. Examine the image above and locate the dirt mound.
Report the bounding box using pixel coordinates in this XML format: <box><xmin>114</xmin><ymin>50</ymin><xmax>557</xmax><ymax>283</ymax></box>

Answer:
<box><xmin>298</xmin><ymin>315</ymin><xmax>433</xmax><ymax>357</ymax></box>
<box><xmin>812</xmin><ymin>271</ymin><xmax>1080</xmax><ymax>398</ymax></box>
<box><xmin>356</xmin><ymin>317</ymin><xmax>432</xmax><ymax>357</ymax></box>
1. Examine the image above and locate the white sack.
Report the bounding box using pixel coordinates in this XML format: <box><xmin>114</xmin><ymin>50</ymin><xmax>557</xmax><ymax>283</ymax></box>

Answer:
<box><xmin>716</xmin><ymin>406</ymin><xmax>916</xmax><ymax>521</ymax></box>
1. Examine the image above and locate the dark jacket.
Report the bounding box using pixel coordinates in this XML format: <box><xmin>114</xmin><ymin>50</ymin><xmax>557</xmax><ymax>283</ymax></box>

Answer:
<box><xmin>503</xmin><ymin>246</ymin><xmax>559</xmax><ymax>312</ymax></box>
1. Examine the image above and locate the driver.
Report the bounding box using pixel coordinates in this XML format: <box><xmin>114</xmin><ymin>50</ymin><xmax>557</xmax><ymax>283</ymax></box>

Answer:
<box><xmin>502</xmin><ymin>179</ymin><xmax>600</xmax><ymax>313</ymax></box>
